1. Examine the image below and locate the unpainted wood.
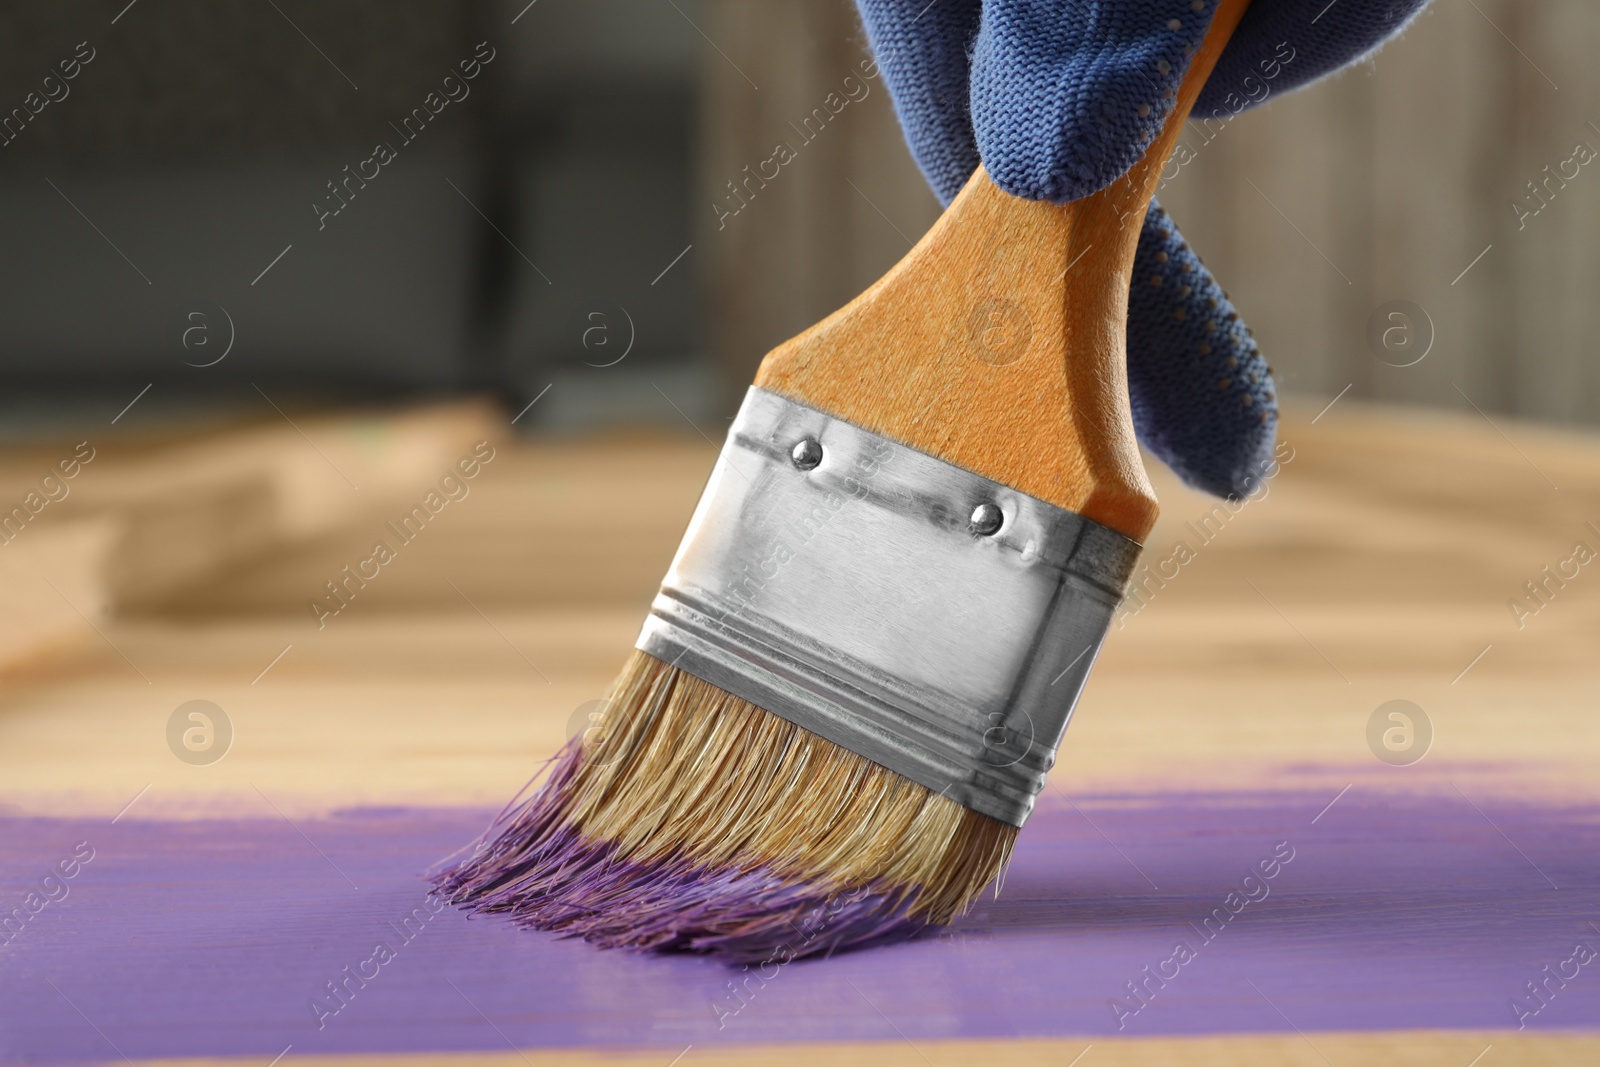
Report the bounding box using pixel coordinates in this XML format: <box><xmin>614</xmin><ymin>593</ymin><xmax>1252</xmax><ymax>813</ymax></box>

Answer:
<box><xmin>755</xmin><ymin>0</ymin><xmax>1253</xmax><ymax>542</ymax></box>
<box><xmin>16</xmin><ymin>399</ymin><xmax>1599</xmax><ymax>817</ymax></box>
<box><xmin>130</xmin><ymin>1032</ymin><xmax>1600</xmax><ymax>1067</ymax></box>
<box><xmin>0</xmin><ymin>402</ymin><xmax>502</xmax><ymax>674</ymax></box>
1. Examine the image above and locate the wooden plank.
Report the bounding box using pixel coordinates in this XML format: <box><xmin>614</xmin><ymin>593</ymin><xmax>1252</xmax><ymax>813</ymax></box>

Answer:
<box><xmin>3</xmin><ymin>400</ymin><xmax>1599</xmax><ymax>1060</ymax></box>
<box><xmin>3</xmin><ymin>399</ymin><xmax>1597</xmax><ymax>818</ymax></box>
<box><xmin>1138</xmin><ymin>0</ymin><xmax>1600</xmax><ymax>426</ymax></box>
<box><xmin>0</xmin><ymin>518</ymin><xmax>118</xmax><ymax>681</ymax></box>
<box><xmin>0</xmin><ymin>401</ymin><xmax>503</xmax><ymax>675</ymax></box>
<box><xmin>133</xmin><ymin>1031</ymin><xmax>1600</xmax><ymax>1067</ymax></box>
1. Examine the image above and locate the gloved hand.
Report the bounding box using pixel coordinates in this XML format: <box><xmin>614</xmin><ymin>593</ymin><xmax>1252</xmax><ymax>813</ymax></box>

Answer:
<box><xmin>856</xmin><ymin>0</ymin><xmax>1430</xmax><ymax>499</ymax></box>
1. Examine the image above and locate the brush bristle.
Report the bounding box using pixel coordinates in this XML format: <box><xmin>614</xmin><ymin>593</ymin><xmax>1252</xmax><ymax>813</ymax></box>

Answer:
<box><xmin>435</xmin><ymin>649</ymin><xmax>1017</xmax><ymax>964</ymax></box>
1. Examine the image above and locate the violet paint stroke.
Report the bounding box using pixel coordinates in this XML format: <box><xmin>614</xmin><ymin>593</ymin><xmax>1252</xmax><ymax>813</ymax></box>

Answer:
<box><xmin>1</xmin><ymin>782</ymin><xmax>1597</xmax><ymax>1063</ymax></box>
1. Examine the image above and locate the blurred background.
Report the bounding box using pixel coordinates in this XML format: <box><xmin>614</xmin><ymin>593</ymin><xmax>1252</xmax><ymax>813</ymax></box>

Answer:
<box><xmin>1</xmin><ymin>0</ymin><xmax>1598</xmax><ymax>728</ymax></box>
<box><xmin>9</xmin><ymin>7</ymin><xmax>1600</xmax><ymax>1058</ymax></box>
<box><xmin>4</xmin><ymin>0</ymin><xmax>1597</xmax><ymax>432</ymax></box>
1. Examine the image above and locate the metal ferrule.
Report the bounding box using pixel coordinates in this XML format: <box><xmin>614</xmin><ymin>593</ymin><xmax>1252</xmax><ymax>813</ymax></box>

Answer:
<box><xmin>636</xmin><ymin>388</ymin><xmax>1142</xmax><ymax>828</ymax></box>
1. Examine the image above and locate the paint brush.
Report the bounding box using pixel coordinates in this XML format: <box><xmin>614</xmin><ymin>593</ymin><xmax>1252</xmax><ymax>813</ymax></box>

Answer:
<box><xmin>438</xmin><ymin>0</ymin><xmax>1251</xmax><ymax>962</ymax></box>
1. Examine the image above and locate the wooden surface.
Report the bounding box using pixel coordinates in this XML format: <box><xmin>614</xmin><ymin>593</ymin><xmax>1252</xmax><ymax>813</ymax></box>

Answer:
<box><xmin>701</xmin><ymin>1</ymin><xmax>1600</xmax><ymax>435</ymax></box>
<box><xmin>755</xmin><ymin>0</ymin><xmax>1251</xmax><ymax>540</ymax></box>
<box><xmin>1154</xmin><ymin>0</ymin><xmax>1600</xmax><ymax>426</ymax></box>
<box><xmin>0</xmin><ymin>401</ymin><xmax>502</xmax><ymax>679</ymax></box>
<box><xmin>133</xmin><ymin>1032</ymin><xmax>1600</xmax><ymax>1067</ymax></box>
<box><xmin>4</xmin><ymin>398</ymin><xmax>1600</xmax><ymax>1063</ymax></box>
<box><xmin>7</xmin><ymin>398</ymin><xmax>1599</xmax><ymax>814</ymax></box>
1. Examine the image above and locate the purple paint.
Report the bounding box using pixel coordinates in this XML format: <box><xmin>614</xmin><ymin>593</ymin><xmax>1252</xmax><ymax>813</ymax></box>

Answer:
<box><xmin>433</xmin><ymin>741</ymin><xmax>932</xmax><ymax>961</ymax></box>
<box><xmin>1</xmin><ymin>780</ymin><xmax>1597</xmax><ymax>1063</ymax></box>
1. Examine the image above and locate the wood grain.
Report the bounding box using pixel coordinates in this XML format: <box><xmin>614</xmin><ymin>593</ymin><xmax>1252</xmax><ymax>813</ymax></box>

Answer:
<box><xmin>4</xmin><ymin>400</ymin><xmax>1600</xmax><ymax>1061</ymax></box>
<box><xmin>137</xmin><ymin>1031</ymin><xmax>1599</xmax><ymax>1066</ymax></box>
<box><xmin>6</xmin><ymin>399</ymin><xmax>1598</xmax><ymax>819</ymax></box>
<box><xmin>1148</xmin><ymin>0</ymin><xmax>1600</xmax><ymax>428</ymax></box>
<box><xmin>754</xmin><ymin>0</ymin><xmax>1252</xmax><ymax>541</ymax></box>
<box><xmin>0</xmin><ymin>402</ymin><xmax>502</xmax><ymax>677</ymax></box>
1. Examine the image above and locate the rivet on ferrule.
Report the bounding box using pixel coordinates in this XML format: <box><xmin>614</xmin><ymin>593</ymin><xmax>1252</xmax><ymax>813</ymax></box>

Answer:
<box><xmin>636</xmin><ymin>387</ymin><xmax>1143</xmax><ymax>828</ymax></box>
<box><xmin>969</xmin><ymin>502</ymin><xmax>1004</xmax><ymax>536</ymax></box>
<box><xmin>791</xmin><ymin>437</ymin><xmax>824</xmax><ymax>471</ymax></box>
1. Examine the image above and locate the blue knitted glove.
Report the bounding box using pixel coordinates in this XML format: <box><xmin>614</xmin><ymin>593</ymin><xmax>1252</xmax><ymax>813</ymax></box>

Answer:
<box><xmin>857</xmin><ymin>0</ymin><xmax>1428</xmax><ymax>498</ymax></box>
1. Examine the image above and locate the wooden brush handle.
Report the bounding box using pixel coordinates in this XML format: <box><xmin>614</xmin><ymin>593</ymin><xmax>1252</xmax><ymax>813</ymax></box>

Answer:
<box><xmin>755</xmin><ymin>0</ymin><xmax>1251</xmax><ymax>543</ymax></box>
